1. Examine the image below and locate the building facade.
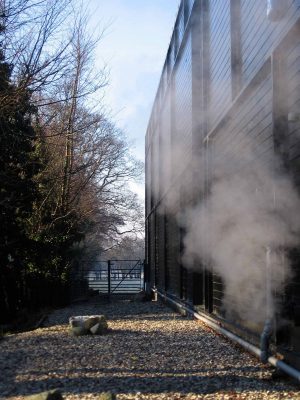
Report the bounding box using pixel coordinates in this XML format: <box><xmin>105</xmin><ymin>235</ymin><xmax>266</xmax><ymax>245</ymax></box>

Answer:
<box><xmin>146</xmin><ymin>0</ymin><xmax>300</xmax><ymax>369</ymax></box>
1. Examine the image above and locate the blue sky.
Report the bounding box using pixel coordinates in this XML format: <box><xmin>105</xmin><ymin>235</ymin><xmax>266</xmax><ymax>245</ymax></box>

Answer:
<box><xmin>87</xmin><ymin>0</ymin><xmax>180</xmax><ymax>169</ymax></box>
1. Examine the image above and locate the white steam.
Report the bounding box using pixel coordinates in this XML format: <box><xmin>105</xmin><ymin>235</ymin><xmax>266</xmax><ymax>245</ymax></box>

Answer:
<box><xmin>182</xmin><ymin>147</ymin><xmax>300</xmax><ymax>324</ymax></box>
<box><xmin>153</xmin><ymin>121</ymin><xmax>300</xmax><ymax>326</ymax></box>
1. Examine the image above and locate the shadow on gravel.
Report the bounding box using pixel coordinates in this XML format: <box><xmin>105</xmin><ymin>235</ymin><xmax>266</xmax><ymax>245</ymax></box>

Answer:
<box><xmin>2</xmin><ymin>373</ymin><xmax>291</xmax><ymax>398</ymax></box>
<box><xmin>42</xmin><ymin>299</ymin><xmax>178</xmax><ymax>327</ymax></box>
<box><xmin>12</xmin><ymin>364</ymin><xmax>263</xmax><ymax>377</ymax></box>
<box><xmin>0</xmin><ymin>347</ymin><xmax>30</xmax><ymax>397</ymax></box>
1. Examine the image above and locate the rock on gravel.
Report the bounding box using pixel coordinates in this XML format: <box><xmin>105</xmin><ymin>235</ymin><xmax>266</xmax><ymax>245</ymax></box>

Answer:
<box><xmin>69</xmin><ymin>315</ymin><xmax>108</xmax><ymax>336</ymax></box>
<box><xmin>0</xmin><ymin>297</ymin><xmax>300</xmax><ymax>400</ymax></box>
<box><xmin>23</xmin><ymin>389</ymin><xmax>63</xmax><ymax>400</ymax></box>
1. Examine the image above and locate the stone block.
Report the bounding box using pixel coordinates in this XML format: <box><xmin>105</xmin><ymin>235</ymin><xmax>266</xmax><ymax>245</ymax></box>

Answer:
<box><xmin>97</xmin><ymin>393</ymin><xmax>115</xmax><ymax>400</ymax></box>
<box><xmin>69</xmin><ymin>315</ymin><xmax>108</xmax><ymax>335</ymax></box>
<box><xmin>24</xmin><ymin>389</ymin><xmax>63</xmax><ymax>400</ymax></box>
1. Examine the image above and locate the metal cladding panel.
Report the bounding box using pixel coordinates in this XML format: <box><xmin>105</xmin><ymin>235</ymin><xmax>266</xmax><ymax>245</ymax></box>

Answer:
<box><xmin>213</xmin><ymin>273</ymin><xmax>224</xmax><ymax>316</ymax></box>
<box><xmin>160</xmin><ymin>91</ymin><xmax>172</xmax><ymax>198</ymax></box>
<box><xmin>154</xmin><ymin>211</ymin><xmax>159</xmax><ymax>287</ymax></box>
<box><xmin>164</xmin><ymin>213</ymin><xmax>171</xmax><ymax>291</ymax></box>
<box><xmin>180</xmin><ymin>265</ymin><xmax>188</xmax><ymax>301</ymax></box>
<box><xmin>181</xmin><ymin>168</ymin><xmax>195</xmax><ymax>208</ymax></box>
<box><xmin>174</xmin><ymin>33</ymin><xmax>193</xmax><ymax>166</ymax></box>
<box><xmin>169</xmin><ymin>42</ymin><xmax>176</xmax><ymax>71</ymax></box>
<box><xmin>185</xmin><ymin>0</ymin><xmax>195</xmax><ymax>19</ymax></box>
<box><xmin>241</xmin><ymin>0</ymin><xmax>299</xmax><ymax>88</ymax></box>
<box><xmin>150</xmin><ymin>145</ymin><xmax>155</xmax><ymax>210</ymax></box>
<box><xmin>160</xmin><ymin>182</ymin><xmax>181</xmax><ymax>297</ymax></box>
<box><xmin>157</xmin><ymin>210</ymin><xmax>166</xmax><ymax>289</ymax></box>
<box><xmin>177</xmin><ymin>7</ymin><xmax>185</xmax><ymax>44</ymax></box>
<box><xmin>149</xmin><ymin>213</ymin><xmax>156</xmax><ymax>287</ymax></box>
<box><xmin>186</xmin><ymin>0</ymin><xmax>194</xmax><ymax>14</ymax></box>
<box><xmin>278</xmin><ymin>40</ymin><xmax>300</xmax><ymax>361</ymax></box>
<box><xmin>209</xmin><ymin>0</ymin><xmax>232</xmax><ymax>130</ymax></box>
<box><xmin>241</xmin><ymin>0</ymin><xmax>272</xmax><ymax>86</ymax></box>
<box><xmin>287</xmin><ymin>42</ymin><xmax>300</xmax><ymax>171</ymax></box>
<box><xmin>279</xmin><ymin>38</ymin><xmax>300</xmax><ymax>365</ymax></box>
<box><xmin>210</xmin><ymin>73</ymin><xmax>273</xmax><ymax>318</ymax></box>
<box><xmin>145</xmin><ymin>0</ymin><xmax>300</xmax><ymax>370</ymax></box>
<box><xmin>153</xmin><ymin>130</ymin><xmax>160</xmax><ymax>201</ymax></box>
<box><xmin>286</xmin><ymin>40</ymin><xmax>300</xmax><ymax>320</ymax></box>
<box><xmin>168</xmin><ymin>214</ymin><xmax>181</xmax><ymax>297</ymax></box>
<box><xmin>214</xmin><ymin>75</ymin><xmax>273</xmax><ymax>172</ymax></box>
<box><xmin>162</xmin><ymin>68</ymin><xmax>169</xmax><ymax>98</ymax></box>
<box><xmin>145</xmin><ymin>148</ymin><xmax>151</xmax><ymax>217</ymax></box>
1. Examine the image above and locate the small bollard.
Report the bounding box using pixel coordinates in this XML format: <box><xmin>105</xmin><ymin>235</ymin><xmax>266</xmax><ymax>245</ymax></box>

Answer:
<box><xmin>151</xmin><ymin>287</ymin><xmax>158</xmax><ymax>301</ymax></box>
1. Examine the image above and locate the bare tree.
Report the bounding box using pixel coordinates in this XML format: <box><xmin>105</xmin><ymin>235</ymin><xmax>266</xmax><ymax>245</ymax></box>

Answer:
<box><xmin>24</xmin><ymin>5</ymin><xmax>144</xmax><ymax>259</ymax></box>
<box><xmin>0</xmin><ymin>0</ymin><xmax>144</xmax><ymax>320</ymax></box>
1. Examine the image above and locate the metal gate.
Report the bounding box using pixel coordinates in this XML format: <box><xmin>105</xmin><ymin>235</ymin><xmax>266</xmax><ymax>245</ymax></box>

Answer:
<box><xmin>74</xmin><ymin>260</ymin><xmax>144</xmax><ymax>296</ymax></box>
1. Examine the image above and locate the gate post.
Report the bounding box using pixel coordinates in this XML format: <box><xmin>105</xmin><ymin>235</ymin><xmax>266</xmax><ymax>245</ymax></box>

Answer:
<box><xmin>108</xmin><ymin>260</ymin><xmax>111</xmax><ymax>301</ymax></box>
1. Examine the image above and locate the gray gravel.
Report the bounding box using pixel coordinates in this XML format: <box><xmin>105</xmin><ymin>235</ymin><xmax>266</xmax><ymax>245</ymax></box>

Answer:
<box><xmin>0</xmin><ymin>297</ymin><xmax>300</xmax><ymax>399</ymax></box>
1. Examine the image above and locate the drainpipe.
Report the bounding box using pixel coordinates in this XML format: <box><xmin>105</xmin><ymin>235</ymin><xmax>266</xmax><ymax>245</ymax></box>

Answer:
<box><xmin>157</xmin><ymin>290</ymin><xmax>300</xmax><ymax>383</ymax></box>
<box><xmin>260</xmin><ymin>246</ymin><xmax>273</xmax><ymax>363</ymax></box>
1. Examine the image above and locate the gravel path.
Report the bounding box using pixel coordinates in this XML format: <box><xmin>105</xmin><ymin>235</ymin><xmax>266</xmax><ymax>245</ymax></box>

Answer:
<box><xmin>1</xmin><ymin>297</ymin><xmax>300</xmax><ymax>399</ymax></box>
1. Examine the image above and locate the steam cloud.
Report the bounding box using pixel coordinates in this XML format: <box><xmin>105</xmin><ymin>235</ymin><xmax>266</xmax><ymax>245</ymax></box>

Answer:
<box><xmin>152</xmin><ymin>107</ymin><xmax>300</xmax><ymax>327</ymax></box>
<box><xmin>182</xmin><ymin>144</ymin><xmax>300</xmax><ymax>325</ymax></box>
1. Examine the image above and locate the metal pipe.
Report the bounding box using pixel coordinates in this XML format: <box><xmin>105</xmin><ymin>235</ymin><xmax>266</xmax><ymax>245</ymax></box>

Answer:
<box><xmin>260</xmin><ymin>319</ymin><xmax>273</xmax><ymax>364</ymax></box>
<box><xmin>260</xmin><ymin>246</ymin><xmax>273</xmax><ymax>363</ymax></box>
<box><xmin>265</xmin><ymin>247</ymin><xmax>273</xmax><ymax>321</ymax></box>
<box><xmin>157</xmin><ymin>290</ymin><xmax>300</xmax><ymax>383</ymax></box>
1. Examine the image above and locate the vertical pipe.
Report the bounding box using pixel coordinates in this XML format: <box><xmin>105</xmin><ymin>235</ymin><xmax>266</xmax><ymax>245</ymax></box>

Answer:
<box><xmin>260</xmin><ymin>247</ymin><xmax>273</xmax><ymax>363</ymax></box>
<box><xmin>266</xmin><ymin>247</ymin><xmax>272</xmax><ymax>320</ymax></box>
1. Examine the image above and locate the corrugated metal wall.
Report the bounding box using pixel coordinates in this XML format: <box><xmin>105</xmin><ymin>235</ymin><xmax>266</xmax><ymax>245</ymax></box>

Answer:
<box><xmin>213</xmin><ymin>76</ymin><xmax>273</xmax><ymax>168</ymax></box>
<box><xmin>149</xmin><ymin>212</ymin><xmax>156</xmax><ymax>288</ymax></box>
<box><xmin>285</xmin><ymin>38</ymin><xmax>300</xmax><ymax>360</ymax></box>
<box><xmin>240</xmin><ymin>0</ymin><xmax>299</xmax><ymax>87</ymax></box>
<box><xmin>210</xmin><ymin>71</ymin><xmax>273</xmax><ymax>318</ymax></box>
<box><xmin>164</xmin><ymin>212</ymin><xmax>171</xmax><ymax>291</ymax></box>
<box><xmin>287</xmin><ymin>41</ymin><xmax>300</xmax><ymax>175</ymax></box>
<box><xmin>209</xmin><ymin>0</ymin><xmax>232</xmax><ymax>130</ymax></box>
<box><xmin>145</xmin><ymin>0</ymin><xmax>300</xmax><ymax>366</ymax></box>
<box><xmin>177</xmin><ymin>7</ymin><xmax>185</xmax><ymax>44</ymax></box>
<box><xmin>166</xmin><ymin>212</ymin><xmax>181</xmax><ymax>297</ymax></box>
<box><xmin>174</xmin><ymin>33</ymin><xmax>193</xmax><ymax>164</ymax></box>
<box><xmin>160</xmin><ymin>92</ymin><xmax>171</xmax><ymax>195</ymax></box>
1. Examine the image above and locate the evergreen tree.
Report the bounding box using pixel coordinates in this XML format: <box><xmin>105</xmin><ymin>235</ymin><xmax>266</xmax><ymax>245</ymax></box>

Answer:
<box><xmin>0</xmin><ymin>47</ymin><xmax>38</xmax><ymax>320</ymax></box>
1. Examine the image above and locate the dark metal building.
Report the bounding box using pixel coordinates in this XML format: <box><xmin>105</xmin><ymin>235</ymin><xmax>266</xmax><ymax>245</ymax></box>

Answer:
<box><xmin>146</xmin><ymin>0</ymin><xmax>300</xmax><ymax>370</ymax></box>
